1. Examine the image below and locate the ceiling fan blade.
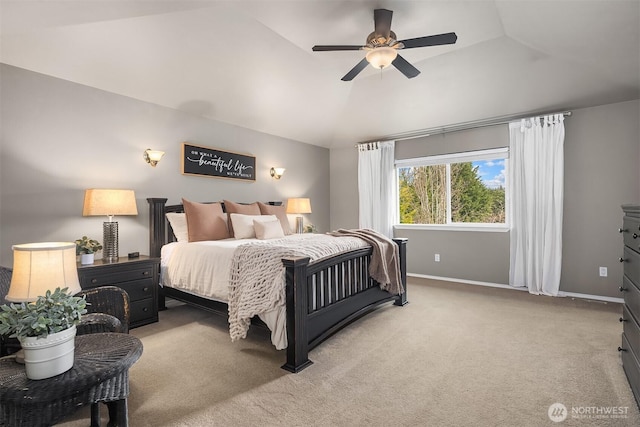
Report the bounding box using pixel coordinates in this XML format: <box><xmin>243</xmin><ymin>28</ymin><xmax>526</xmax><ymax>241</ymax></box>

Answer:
<box><xmin>341</xmin><ymin>58</ymin><xmax>369</xmax><ymax>81</ymax></box>
<box><xmin>312</xmin><ymin>45</ymin><xmax>363</xmax><ymax>52</ymax></box>
<box><xmin>374</xmin><ymin>9</ymin><xmax>393</xmax><ymax>38</ymax></box>
<box><xmin>399</xmin><ymin>32</ymin><xmax>458</xmax><ymax>49</ymax></box>
<box><xmin>392</xmin><ymin>54</ymin><xmax>420</xmax><ymax>79</ymax></box>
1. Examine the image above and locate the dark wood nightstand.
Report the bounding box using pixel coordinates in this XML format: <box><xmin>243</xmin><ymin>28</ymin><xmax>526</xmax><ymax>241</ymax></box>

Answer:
<box><xmin>77</xmin><ymin>256</ymin><xmax>159</xmax><ymax>328</ymax></box>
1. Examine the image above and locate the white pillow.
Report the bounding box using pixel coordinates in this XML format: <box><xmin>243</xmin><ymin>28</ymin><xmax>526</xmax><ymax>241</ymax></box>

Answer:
<box><xmin>166</xmin><ymin>212</ymin><xmax>189</xmax><ymax>242</ymax></box>
<box><xmin>254</xmin><ymin>219</ymin><xmax>285</xmax><ymax>240</ymax></box>
<box><xmin>230</xmin><ymin>214</ymin><xmax>277</xmax><ymax>239</ymax></box>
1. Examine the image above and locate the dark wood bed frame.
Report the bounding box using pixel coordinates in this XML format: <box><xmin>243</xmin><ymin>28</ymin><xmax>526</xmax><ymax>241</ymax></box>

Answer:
<box><xmin>147</xmin><ymin>198</ymin><xmax>408</xmax><ymax>373</ymax></box>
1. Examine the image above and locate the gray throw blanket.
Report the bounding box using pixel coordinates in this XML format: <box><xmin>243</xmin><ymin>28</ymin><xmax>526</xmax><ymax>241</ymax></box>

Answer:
<box><xmin>328</xmin><ymin>228</ymin><xmax>404</xmax><ymax>295</ymax></box>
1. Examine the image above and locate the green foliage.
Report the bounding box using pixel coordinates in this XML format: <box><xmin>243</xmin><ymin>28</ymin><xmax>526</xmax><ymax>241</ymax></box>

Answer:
<box><xmin>75</xmin><ymin>236</ymin><xmax>102</xmax><ymax>254</ymax></box>
<box><xmin>399</xmin><ymin>162</ymin><xmax>505</xmax><ymax>224</ymax></box>
<box><xmin>0</xmin><ymin>287</ymin><xmax>87</xmax><ymax>339</ymax></box>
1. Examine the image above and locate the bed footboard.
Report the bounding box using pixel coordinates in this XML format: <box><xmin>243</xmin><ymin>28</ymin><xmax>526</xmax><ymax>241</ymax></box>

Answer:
<box><xmin>281</xmin><ymin>238</ymin><xmax>407</xmax><ymax>373</ymax></box>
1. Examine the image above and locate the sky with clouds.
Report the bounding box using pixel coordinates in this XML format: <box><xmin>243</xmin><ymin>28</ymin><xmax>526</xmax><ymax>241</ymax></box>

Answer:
<box><xmin>473</xmin><ymin>159</ymin><xmax>506</xmax><ymax>189</ymax></box>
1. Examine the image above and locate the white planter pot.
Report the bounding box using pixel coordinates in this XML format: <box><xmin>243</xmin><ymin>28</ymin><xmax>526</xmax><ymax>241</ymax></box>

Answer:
<box><xmin>80</xmin><ymin>253</ymin><xmax>95</xmax><ymax>264</ymax></box>
<box><xmin>19</xmin><ymin>325</ymin><xmax>77</xmax><ymax>380</ymax></box>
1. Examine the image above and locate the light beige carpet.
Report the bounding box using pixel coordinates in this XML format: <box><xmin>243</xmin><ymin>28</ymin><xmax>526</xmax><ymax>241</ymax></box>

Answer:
<box><xmin>59</xmin><ymin>278</ymin><xmax>639</xmax><ymax>426</ymax></box>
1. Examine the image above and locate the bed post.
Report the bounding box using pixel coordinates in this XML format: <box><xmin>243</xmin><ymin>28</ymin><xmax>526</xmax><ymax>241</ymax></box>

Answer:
<box><xmin>393</xmin><ymin>238</ymin><xmax>408</xmax><ymax>306</ymax></box>
<box><xmin>148</xmin><ymin>198</ymin><xmax>168</xmax><ymax>311</ymax></box>
<box><xmin>281</xmin><ymin>256</ymin><xmax>314</xmax><ymax>373</ymax></box>
<box><xmin>147</xmin><ymin>198</ymin><xmax>168</xmax><ymax>258</ymax></box>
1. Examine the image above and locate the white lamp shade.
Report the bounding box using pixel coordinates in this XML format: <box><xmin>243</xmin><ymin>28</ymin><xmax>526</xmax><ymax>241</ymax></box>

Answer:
<box><xmin>6</xmin><ymin>242</ymin><xmax>81</xmax><ymax>302</ymax></box>
<box><xmin>286</xmin><ymin>198</ymin><xmax>312</xmax><ymax>214</ymax></box>
<box><xmin>82</xmin><ymin>189</ymin><xmax>138</xmax><ymax>217</ymax></box>
<box><xmin>366</xmin><ymin>47</ymin><xmax>398</xmax><ymax>69</ymax></box>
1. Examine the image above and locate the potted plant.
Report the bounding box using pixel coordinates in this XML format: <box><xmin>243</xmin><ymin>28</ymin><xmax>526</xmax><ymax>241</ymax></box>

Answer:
<box><xmin>0</xmin><ymin>287</ymin><xmax>87</xmax><ymax>379</ymax></box>
<box><xmin>74</xmin><ymin>236</ymin><xmax>102</xmax><ymax>264</ymax></box>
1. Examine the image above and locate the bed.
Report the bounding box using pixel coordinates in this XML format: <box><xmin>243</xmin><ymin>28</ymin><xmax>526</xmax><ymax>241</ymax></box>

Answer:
<box><xmin>147</xmin><ymin>198</ymin><xmax>408</xmax><ymax>372</ymax></box>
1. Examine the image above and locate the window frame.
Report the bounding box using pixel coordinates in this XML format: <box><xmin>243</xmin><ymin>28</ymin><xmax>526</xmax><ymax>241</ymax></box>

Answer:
<box><xmin>395</xmin><ymin>147</ymin><xmax>510</xmax><ymax>232</ymax></box>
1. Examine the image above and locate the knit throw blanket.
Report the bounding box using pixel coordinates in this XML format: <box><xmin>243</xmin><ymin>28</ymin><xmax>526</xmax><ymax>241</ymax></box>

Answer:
<box><xmin>228</xmin><ymin>234</ymin><xmax>368</xmax><ymax>343</ymax></box>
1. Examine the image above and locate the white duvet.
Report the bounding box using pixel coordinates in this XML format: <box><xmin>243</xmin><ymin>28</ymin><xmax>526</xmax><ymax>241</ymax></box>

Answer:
<box><xmin>160</xmin><ymin>238</ymin><xmax>287</xmax><ymax>348</ymax></box>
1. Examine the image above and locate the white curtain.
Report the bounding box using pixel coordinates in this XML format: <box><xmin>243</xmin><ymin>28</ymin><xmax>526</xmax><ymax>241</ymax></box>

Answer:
<box><xmin>358</xmin><ymin>141</ymin><xmax>397</xmax><ymax>238</ymax></box>
<box><xmin>509</xmin><ymin>114</ymin><xmax>565</xmax><ymax>295</ymax></box>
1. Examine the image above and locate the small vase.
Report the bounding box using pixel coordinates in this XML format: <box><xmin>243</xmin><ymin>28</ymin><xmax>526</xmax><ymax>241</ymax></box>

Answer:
<box><xmin>80</xmin><ymin>253</ymin><xmax>94</xmax><ymax>265</ymax></box>
<box><xmin>19</xmin><ymin>325</ymin><xmax>76</xmax><ymax>380</ymax></box>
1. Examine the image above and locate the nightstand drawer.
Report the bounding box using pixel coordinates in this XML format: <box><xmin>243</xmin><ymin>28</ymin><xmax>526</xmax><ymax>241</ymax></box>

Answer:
<box><xmin>77</xmin><ymin>256</ymin><xmax>160</xmax><ymax>329</ymax></box>
<box><xmin>130</xmin><ymin>299</ymin><xmax>156</xmax><ymax>326</ymax></box>
<box><xmin>623</xmin><ymin>217</ymin><xmax>640</xmax><ymax>251</ymax></box>
<box><xmin>117</xmin><ymin>279</ymin><xmax>154</xmax><ymax>302</ymax></box>
<box><xmin>80</xmin><ymin>267</ymin><xmax>154</xmax><ymax>288</ymax></box>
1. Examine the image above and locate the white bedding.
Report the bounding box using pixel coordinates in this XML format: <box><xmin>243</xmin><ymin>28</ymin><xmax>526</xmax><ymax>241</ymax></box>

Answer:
<box><xmin>161</xmin><ymin>234</ymin><xmax>369</xmax><ymax>350</ymax></box>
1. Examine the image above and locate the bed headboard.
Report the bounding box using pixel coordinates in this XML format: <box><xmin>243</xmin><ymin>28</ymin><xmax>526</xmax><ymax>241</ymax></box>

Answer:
<box><xmin>147</xmin><ymin>198</ymin><xmax>282</xmax><ymax>258</ymax></box>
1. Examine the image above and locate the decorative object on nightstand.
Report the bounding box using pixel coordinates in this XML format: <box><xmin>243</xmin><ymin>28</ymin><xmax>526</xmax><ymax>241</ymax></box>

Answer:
<box><xmin>143</xmin><ymin>149</ymin><xmax>165</xmax><ymax>167</ymax></box>
<box><xmin>74</xmin><ymin>236</ymin><xmax>102</xmax><ymax>265</ymax></box>
<box><xmin>0</xmin><ymin>242</ymin><xmax>85</xmax><ymax>379</ymax></box>
<box><xmin>286</xmin><ymin>198</ymin><xmax>312</xmax><ymax>234</ymax></box>
<box><xmin>77</xmin><ymin>256</ymin><xmax>160</xmax><ymax>328</ymax></box>
<box><xmin>82</xmin><ymin>189</ymin><xmax>138</xmax><ymax>263</ymax></box>
<box><xmin>270</xmin><ymin>167</ymin><xmax>285</xmax><ymax>179</ymax></box>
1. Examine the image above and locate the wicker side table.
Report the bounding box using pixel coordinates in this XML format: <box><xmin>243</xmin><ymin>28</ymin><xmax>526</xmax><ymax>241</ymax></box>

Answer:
<box><xmin>0</xmin><ymin>333</ymin><xmax>143</xmax><ymax>427</ymax></box>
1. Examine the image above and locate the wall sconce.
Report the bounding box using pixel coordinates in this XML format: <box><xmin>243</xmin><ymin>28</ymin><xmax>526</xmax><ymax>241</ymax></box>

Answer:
<box><xmin>270</xmin><ymin>167</ymin><xmax>286</xmax><ymax>180</ymax></box>
<box><xmin>144</xmin><ymin>149</ymin><xmax>165</xmax><ymax>167</ymax></box>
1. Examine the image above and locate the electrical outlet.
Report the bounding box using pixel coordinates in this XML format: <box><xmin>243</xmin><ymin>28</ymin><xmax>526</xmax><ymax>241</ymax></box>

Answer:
<box><xmin>435</xmin><ymin>254</ymin><xmax>440</xmax><ymax>262</ymax></box>
<box><xmin>599</xmin><ymin>267</ymin><xmax>607</xmax><ymax>277</ymax></box>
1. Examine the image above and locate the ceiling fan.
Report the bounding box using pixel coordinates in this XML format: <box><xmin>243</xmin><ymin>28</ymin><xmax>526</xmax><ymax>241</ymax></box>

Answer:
<box><xmin>312</xmin><ymin>9</ymin><xmax>457</xmax><ymax>81</ymax></box>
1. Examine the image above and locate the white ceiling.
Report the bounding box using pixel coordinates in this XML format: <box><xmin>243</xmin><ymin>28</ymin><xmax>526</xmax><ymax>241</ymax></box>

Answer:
<box><xmin>1</xmin><ymin>0</ymin><xmax>639</xmax><ymax>148</ymax></box>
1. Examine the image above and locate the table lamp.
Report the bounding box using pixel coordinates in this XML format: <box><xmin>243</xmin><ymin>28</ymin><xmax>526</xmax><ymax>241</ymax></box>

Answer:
<box><xmin>82</xmin><ymin>189</ymin><xmax>138</xmax><ymax>262</ymax></box>
<box><xmin>286</xmin><ymin>198</ymin><xmax>312</xmax><ymax>234</ymax></box>
<box><xmin>6</xmin><ymin>242</ymin><xmax>81</xmax><ymax>302</ymax></box>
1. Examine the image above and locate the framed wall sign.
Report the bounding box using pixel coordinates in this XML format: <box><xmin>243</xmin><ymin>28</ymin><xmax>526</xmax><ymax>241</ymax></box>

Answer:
<box><xmin>181</xmin><ymin>143</ymin><xmax>256</xmax><ymax>181</ymax></box>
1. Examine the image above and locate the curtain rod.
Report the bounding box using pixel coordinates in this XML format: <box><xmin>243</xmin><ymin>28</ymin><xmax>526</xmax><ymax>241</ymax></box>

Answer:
<box><xmin>355</xmin><ymin>110</ymin><xmax>572</xmax><ymax>146</ymax></box>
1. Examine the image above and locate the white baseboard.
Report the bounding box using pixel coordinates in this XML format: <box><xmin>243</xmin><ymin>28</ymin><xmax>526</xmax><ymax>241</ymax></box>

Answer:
<box><xmin>408</xmin><ymin>273</ymin><xmax>624</xmax><ymax>304</ymax></box>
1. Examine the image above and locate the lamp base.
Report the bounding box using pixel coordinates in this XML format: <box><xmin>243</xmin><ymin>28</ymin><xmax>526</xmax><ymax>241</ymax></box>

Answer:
<box><xmin>103</xmin><ymin>221</ymin><xmax>119</xmax><ymax>262</ymax></box>
<box><xmin>295</xmin><ymin>216</ymin><xmax>304</xmax><ymax>234</ymax></box>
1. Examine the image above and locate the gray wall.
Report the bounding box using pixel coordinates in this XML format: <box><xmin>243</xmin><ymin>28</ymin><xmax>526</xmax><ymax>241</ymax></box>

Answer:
<box><xmin>0</xmin><ymin>64</ymin><xmax>330</xmax><ymax>266</ymax></box>
<box><xmin>330</xmin><ymin>99</ymin><xmax>640</xmax><ymax>298</ymax></box>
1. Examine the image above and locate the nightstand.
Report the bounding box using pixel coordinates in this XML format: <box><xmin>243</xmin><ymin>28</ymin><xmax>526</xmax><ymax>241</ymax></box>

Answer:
<box><xmin>77</xmin><ymin>256</ymin><xmax>159</xmax><ymax>328</ymax></box>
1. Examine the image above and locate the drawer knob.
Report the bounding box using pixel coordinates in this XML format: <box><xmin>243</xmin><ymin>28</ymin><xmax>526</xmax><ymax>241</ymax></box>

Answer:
<box><xmin>619</xmin><ymin>257</ymin><xmax>626</xmax><ymax>263</ymax></box>
<box><xmin>143</xmin><ymin>271</ymin><xmax>150</xmax><ymax>276</ymax></box>
<box><xmin>618</xmin><ymin>346</ymin><xmax>627</xmax><ymax>352</ymax></box>
<box><xmin>620</xmin><ymin>317</ymin><xmax>627</xmax><ymax>322</ymax></box>
<box><xmin>634</xmin><ymin>233</ymin><xmax>639</xmax><ymax>239</ymax></box>
<box><xmin>619</xmin><ymin>228</ymin><xmax>628</xmax><ymax>233</ymax></box>
<box><xmin>143</xmin><ymin>287</ymin><xmax>149</xmax><ymax>292</ymax></box>
<box><xmin>143</xmin><ymin>307</ymin><xmax>148</xmax><ymax>312</ymax></box>
<box><xmin>91</xmin><ymin>278</ymin><xmax>98</xmax><ymax>284</ymax></box>
<box><xmin>619</xmin><ymin>286</ymin><xmax>627</xmax><ymax>292</ymax></box>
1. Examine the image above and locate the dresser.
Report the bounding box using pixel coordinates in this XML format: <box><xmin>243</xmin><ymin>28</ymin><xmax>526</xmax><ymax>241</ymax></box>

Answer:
<box><xmin>77</xmin><ymin>256</ymin><xmax>159</xmax><ymax>328</ymax></box>
<box><xmin>620</xmin><ymin>204</ymin><xmax>640</xmax><ymax>407</ymax></box>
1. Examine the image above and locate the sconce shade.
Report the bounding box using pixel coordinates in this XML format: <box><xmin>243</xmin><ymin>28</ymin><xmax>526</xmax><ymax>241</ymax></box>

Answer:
<box><xmin>144</xmin><ymin>149</ymin><xmax>165</xmax><ymax>167</ymax></box>
<box><xmin>83</xmin><ymin>189</ymin><xmax>138</xmax><ymax>217</ymax></box>
<box><xmin>6</xmin><ymin>242</ymin><xmax>81</xmax><ymax>302</ymax></box>
<box><xmin>286</xmin><ymin>198</ymin><xmax>312</xmax><ymax>214</ymax></box>
<box><xmin>270</xmin><ymin>167</ymin><xmax>286</xmax><ymax>179</ymax></box>
<box><xmin>366</xmin><ymin>47</ymin><xmax>398</xmax><ymax>69</ymax></box>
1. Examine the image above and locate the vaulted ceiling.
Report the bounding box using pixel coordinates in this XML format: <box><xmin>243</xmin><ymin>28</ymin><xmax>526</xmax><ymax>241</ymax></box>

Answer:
<box><xmin>1</xmin><ymin>1</ymin><xmax>639</xmax><ymax>148</ymax></box>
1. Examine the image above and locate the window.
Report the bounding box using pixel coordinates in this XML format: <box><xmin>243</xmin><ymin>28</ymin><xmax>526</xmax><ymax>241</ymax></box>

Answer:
<box><xmin>396</xmin><ymin>148</ymin><xmax>508</xmax><ymax>227</ymax></box>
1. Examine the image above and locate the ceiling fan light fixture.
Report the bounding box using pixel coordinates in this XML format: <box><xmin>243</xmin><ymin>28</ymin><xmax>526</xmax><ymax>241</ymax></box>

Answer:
<box><xmin>366</xmin><ymin>47</ymin><xmax>397</xmax><ymax>69</ymax></box>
